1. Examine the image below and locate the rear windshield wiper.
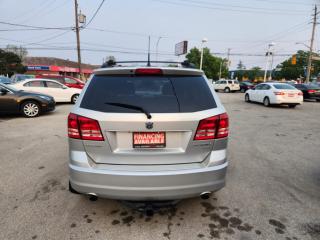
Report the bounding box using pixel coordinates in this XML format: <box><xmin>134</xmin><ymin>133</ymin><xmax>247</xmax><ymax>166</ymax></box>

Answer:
<box><xmin>105</xmin><ymin>102</ymin><xmax>152</xmax><ymax>119</ymax></box>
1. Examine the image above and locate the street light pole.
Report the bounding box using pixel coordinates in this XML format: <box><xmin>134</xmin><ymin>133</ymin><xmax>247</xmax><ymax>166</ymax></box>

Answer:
<box><xmin>200</xmin><ymin>38</ymin><xmax>208</xmax><ymax>70</ymax></box>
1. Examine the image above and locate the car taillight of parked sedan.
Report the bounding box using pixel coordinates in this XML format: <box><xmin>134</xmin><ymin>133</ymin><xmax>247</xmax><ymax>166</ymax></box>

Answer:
<box><xmin>308</xmin><ymin>90</ymin><xmax>317</xmax><ymax>94</ymax></box>
<box><xmin>273</xmin><ymin>92</ymin><xmax>285</xmax><ymax>96</ymax></box>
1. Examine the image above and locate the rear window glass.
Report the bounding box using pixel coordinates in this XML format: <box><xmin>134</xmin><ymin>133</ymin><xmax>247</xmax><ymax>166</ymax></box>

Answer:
<box><xmin>306</xmin><ymin>84</ymin><xmax>320</xmax><ymax>89</ymax></box>
<box><xmin>273</xmin><ymin>84</ymin><xmax>295</xmax><ymax>90</ymax></box>
<box><xmin>80</xmin><ymin>75</ymin><xmax>216</xmax><ymax>113</ymax></box>
<box><xmin>24</xmin><ymin>81</ymin><xmax>45</xmax><ymax>87</ymax></box>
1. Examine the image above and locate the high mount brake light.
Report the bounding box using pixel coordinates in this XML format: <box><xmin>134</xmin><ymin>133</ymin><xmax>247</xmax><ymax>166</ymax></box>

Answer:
<box><xmin>308</xmin><ymin>89</ymin><xmax>316</xmax><ymax>94</ymax></box>
<box><xmin>135</xmin><ymin>68</ymin><xmax>163</xmax><ymax>75</ymax></box>
<box><xmin>68</xmin><ymin>113</ymin><xmax>104</xmax><ymax>141</ymax></box>
<box><xmin>194</xmin><ymin>113</ymin><xmax>229</xmax><ymax>141</ymax></box>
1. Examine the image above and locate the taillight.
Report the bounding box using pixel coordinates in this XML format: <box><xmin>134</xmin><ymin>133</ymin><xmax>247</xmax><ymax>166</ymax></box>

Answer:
<box><xmin>217</xmin><ymin>113</ymin><xmax>229</xmax><ymax>138</ymax></box>
<box><xmin>298</xmin><ymin>92</ymin><xmax>303</xmax><ymax>96</ymax></box>
<box><xmin>308</xmin><ymin>89</ymin><xmax>316</xmax><ymax>94</ymax></box>
<box><xmin>194</xmin><ymin>113</ymin><xmax>229</xmax><ymax>140</ymax></box>
<box><xmin>274</xmin><ymin>92</ymin><xmax>285</xmax><ymax>95</ymax></box>
<box><xmin>68</xmin><ymin>113</ymin><xmax>80</xmax><ymax>139</ymax></box>
<box><xmin>68</xmin><ymin>113</ymin><xmax>104</xmax><ymax>141</ymax></box>
<box><xmin>135</xmin><ymin>68</ymin><xmax>163</xmax><ymax>75</ymax></box>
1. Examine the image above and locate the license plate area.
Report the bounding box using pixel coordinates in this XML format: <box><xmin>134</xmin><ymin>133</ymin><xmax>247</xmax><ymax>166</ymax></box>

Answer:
<box><xmin>288</xmin><ymin>93</ymin><xmax>295</xmax><ymax>97</ymax></box>
<box><xmin>133</xmin><ymin>132</ymin><xmax>166</xmax><ymax>148</ymax></box>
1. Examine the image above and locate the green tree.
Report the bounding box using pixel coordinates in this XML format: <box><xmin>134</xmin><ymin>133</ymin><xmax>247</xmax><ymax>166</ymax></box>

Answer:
<box><xmin>0</xmin><ymin>49</ymin><xmax>26</xmax><ymax>76</ymax></box>
<box><xmin>186</xmin><ymin>47</ymin><xmax>228</xmax><ymax>80</ymax></box>
<box><xmin>274</xmin><ymin>50</ymin><xmax>320</xmax><ymax>80</ymax></box>
<box><xmin>5</xmin><ymin>44</ymin><xmax>28</xmax><ymax>60</ymax></box>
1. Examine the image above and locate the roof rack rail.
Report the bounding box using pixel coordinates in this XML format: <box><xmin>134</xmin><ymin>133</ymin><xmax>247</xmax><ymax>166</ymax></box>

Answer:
<box><xmin>101</xmin><ymin>60</ymin><xmax>196</xmax><ymax>69</ymax></box>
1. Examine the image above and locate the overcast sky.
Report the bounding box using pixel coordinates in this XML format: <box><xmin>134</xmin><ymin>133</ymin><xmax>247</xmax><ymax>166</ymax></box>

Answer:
<box><xmin>0</xmin><ymin>0</ymin><xmax>318</xmax><ymax>69</ymax></box>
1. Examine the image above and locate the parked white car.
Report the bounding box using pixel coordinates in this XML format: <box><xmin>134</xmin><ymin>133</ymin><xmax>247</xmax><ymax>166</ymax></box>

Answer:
<box><xmin>245</xmin><ymin>82</ymin><xmax>303</xmax><ymax>108</ymax></box>
<box><xmin>213</xmin><ymin>79</ymin><xmax>240</xmax><ymax>93</ymax></box>
<box><xmin>14</xmin><ymin>78</ymin><xmax>81</xmax><ymax>103</ymax></box>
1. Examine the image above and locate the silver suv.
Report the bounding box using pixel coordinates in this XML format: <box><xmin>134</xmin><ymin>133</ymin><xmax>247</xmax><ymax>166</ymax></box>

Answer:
<box><xmin>68</xmin><ymin>65</ymin><xmax>229</xmax><ymax>201</ymax></box>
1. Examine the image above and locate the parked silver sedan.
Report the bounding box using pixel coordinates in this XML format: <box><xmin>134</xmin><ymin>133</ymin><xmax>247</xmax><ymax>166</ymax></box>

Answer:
<box><xmin>68</xmin><ymin>64</ymin><xmax>229</xmax><ymax>201</ymax></box>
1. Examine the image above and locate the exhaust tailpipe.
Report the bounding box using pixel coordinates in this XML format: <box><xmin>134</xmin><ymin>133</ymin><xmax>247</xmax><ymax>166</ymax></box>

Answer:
<box><xmin>88</xmin><ymin>193</ymin><xmax>98</xmax><ymax>201</ymax></box>
<box><xmin>200</xmin><ymin>191</ymin><xmax>211</xmax><ymax>200</ymax></box>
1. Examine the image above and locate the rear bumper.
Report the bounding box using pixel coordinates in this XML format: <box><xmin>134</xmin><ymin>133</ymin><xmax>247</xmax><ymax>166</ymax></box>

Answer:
<box><xmin>273</xmin><ymin>98</ymin><xmax>303</xmax><ymax>105</ymax></box>
<box><xmin>69</xmin><ymin>162</ymin><xmax>227</xmax><ymax>201</ymax></box>
<box><xmin>306</xmin><ymin>95</ymin><xmax>320</xmax><ymax>100</ymax></box>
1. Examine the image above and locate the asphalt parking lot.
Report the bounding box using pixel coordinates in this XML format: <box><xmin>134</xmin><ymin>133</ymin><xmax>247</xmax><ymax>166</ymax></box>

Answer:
<box><xmin>0</xmin><ymin>93</ymin><xmax>319</xmax><ymax>240</ymax></box>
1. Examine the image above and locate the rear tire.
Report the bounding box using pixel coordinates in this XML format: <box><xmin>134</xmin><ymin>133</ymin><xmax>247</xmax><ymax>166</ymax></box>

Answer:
<box><xmin>21</xmin><ymin>101</ymin><xmax>40</xmax><ymax>118</ymax></box>
<box><xmin>245</xmin><ymin>94</ymin><xmax>250</xmax><ymax>102</ymax></box>
<box><xmin>316</xmin><ymin>99</ymin><xmax>320</xmax><ymax>102</ymax></box>
<box><xmin>71</xmin><ymin>94</ymin><xmax>79</xmax><ymax>104</ymax></box>
<box><xmin>288</xmin><ymin>105</ymin><xmax>297</xmax><ymax>108</ymax></box>
<box><xmin>224</xmin><ymin>87</ymin><xmax>230</xmax><ymax>93</ymax></box>
<box><xmin>263</xmin><ymin>97</ymin><xmax>270</xmax><ymax>107</ymax></box>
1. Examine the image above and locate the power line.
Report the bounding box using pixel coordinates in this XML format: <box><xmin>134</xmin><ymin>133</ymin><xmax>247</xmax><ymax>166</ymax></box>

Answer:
<box><xmin>84</xmin><ymin>0</ymin><xmax>106</xmax><ymax>28</ymax></box>
<box><xmin>173</xmin><ymin>0</ymin><xmax>308</xmax><ymax>14</ymax></box>
<box><xmin>152</xmin><ymin>0</ymin><xmax>309</xmax><ymax>15</ymax></box>
<box><xmin>0</xmin><ymin>44</ymin><xmax>296</xmax><ymax>57</ymax></box>
<box><xmin>17</xmin><ymin>0</ymin><xmax>58</xmax><ymax>24</ymax></box>
<box><xmin>0</xmin><ymin>21</ymin><xmax>72</xmax><ymax>30</ymax></box>
<box><xmin>22</xmin><ymin>30</ymin><xmax>72</xmax><ymax>46</ymax></box>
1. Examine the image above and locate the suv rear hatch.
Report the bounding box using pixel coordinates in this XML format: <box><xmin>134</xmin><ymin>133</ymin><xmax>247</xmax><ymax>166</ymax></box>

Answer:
<box><xmin>71</xmin><ymin>68</ymin><xmax>227</xmax><ymax>165</ymax></box>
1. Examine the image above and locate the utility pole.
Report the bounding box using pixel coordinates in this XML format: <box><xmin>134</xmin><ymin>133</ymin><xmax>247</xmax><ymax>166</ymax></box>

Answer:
<box><xmin>219</xmin><ymin>49</ymin><xmax>231</xmax><ymax>79</ymax></box>
<box><xmin>306</xmin><ymin>5</ymin><xmax>317</xmax><ymax>83</ymax></box>
<box><xmin>269</xmin><ymin>50</ymin><xmax>275</xmax><ymax>80</ymax></box>
<box><xmin>74</xmin><ymin>0</ymin><xmax>82</xmax><ymax>79</ymax></box>
<box><xmin>263</xmin><ymin>42</ymin><xmax>275</xmax><ymax>82</ymax></box>
<box><xmin>147</xmin><ymin>36</ymin><xmax>151</xmax><ymax>66</ymax></box>
<box><xmin>200</xmin><ymin>38</ymin><xmax>208</xmax><ymax>70</ymax></box>
<box><xmin>219</xmin><ymin>59</ymin><xmax>223</xmax><ymax>80</ymax></box>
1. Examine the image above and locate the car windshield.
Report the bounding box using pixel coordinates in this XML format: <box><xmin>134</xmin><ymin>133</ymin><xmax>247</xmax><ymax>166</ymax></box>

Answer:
<box><xmin>0</xmin><ymin>77</ymin><xmax>11</xmax><ymax>82</ymax></box>
<box><xmin>273</xmin><ymin>84</ymin><xmax>296</xmax><ymax>90</ymax></box>
<box><xmin>17</xmin><ymin>75</ymin><xmax>34</xmax><ymax>81</ymax></box>
<box><xmin>81</xmin><ymin>75</ymin><xmax>217</xmax><ymax>113</ymax></box>
<box><xmin>243</xmin><ymin>82</ymin><xmax>253</xmax><ymax>85</ymax></box>
<box><xmin>1</xmin><ymin>83</ymin><xmax>18</xmax><ymax>92</ymax></box>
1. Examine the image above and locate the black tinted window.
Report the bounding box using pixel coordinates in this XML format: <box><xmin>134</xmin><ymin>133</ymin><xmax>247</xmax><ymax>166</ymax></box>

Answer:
<box><xmin>255</xmin><ymin>84</ymin><xmax>264</xmax><ymax>90</ymax></box>
<box><xmin>81</xmin><ymin>75</ymin><xmax>216</xmax><ymax>113</ymax></box>
<box><xmin>273</xmin><ymin>84</ymin><xmax>295</xmax><ymax>89</ymax></box>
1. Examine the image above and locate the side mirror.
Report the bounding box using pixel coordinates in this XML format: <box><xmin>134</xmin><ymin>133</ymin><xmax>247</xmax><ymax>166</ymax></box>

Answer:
<box><xmin>0</xmin><ymin>88</ymin><xmax>9</xmax><ymax>95</ymax></box>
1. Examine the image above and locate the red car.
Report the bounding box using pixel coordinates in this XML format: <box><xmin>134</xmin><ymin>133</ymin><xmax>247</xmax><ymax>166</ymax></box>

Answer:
<box><xmin>35</xmin><ymin>75</ymin><xmax>85</xmax><ymax>89</ymax></box>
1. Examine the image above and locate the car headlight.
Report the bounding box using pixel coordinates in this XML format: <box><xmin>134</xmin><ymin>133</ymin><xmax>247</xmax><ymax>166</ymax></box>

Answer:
<box><xmin>39</xmin><ymin>95</ymin><xmax>52</xmax><ymax>101</ymax></box>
